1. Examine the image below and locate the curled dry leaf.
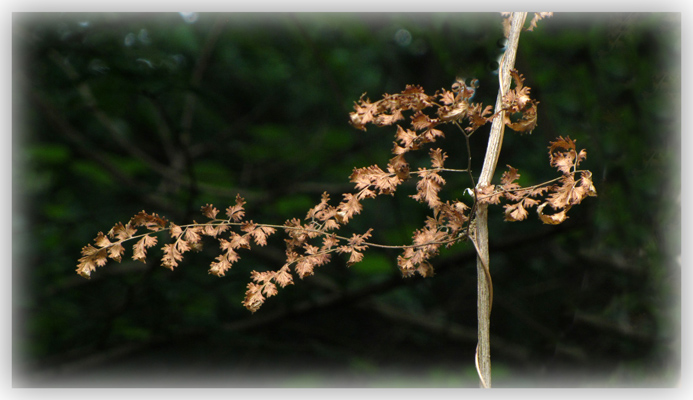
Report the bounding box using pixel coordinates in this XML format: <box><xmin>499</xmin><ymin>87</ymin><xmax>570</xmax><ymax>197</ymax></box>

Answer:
<box><xmin>503</xmin><ymin>70</ymin><xmax>539</xmax><ymax>134</ymax></box>
<box><xmin>537</xmin><ymin>202</ymin><xmax>569</xmax><ymax>225</ymax></box>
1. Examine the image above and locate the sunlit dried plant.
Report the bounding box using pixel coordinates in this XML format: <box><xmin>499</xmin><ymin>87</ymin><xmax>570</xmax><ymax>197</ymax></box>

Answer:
<box><xmin>77</xmin><ymin>65</ymin><xmax>595</xmax><ymax>312</ymax></box>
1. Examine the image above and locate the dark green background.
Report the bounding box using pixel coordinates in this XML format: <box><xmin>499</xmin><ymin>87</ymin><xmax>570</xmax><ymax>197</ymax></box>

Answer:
<box><xmin>13</xmin><ymin>12</ymin><xmax>680</xmax><ymax>387</ymax></box>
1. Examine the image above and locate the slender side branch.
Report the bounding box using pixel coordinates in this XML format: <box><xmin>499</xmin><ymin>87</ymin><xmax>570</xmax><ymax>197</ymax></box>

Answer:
<box><xmin>474</xmin><ymin>11</ymin><xmax>527</xmax><ymax>388</ymax></box>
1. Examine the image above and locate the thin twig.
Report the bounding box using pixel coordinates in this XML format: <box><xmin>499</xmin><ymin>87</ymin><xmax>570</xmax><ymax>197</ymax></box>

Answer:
<box><xmin>92</xmin><ymin>218</ymin><xmax>465</xmax><ymax>255</ymax></box>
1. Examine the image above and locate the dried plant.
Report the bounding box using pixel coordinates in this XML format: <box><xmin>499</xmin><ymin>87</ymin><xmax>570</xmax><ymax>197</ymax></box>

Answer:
<box><xmin>77</xmin><ymin>66</ymin><xmax>595</xmax><ymax>311</ymax></box>
<box><xmin>75</xmin><ymin>11</ymin><xmax>594</xmax><ymax>387</ymax></box>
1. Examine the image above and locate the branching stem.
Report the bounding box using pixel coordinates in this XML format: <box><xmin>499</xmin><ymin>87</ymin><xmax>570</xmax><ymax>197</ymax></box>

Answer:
<box><xmin>115</xmin><ymin>219</ymin><xmax>464</xmax><ymax>253</ymax></box>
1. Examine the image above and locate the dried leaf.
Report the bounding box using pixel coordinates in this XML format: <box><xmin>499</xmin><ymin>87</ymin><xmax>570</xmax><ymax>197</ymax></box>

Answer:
<box><xmin>94</xmin><ymin>232</ymin><xmax>111</xmax><ymax>248</ymax></box>
<box><xmin>437</xmin><ymin>101</ymin><xmax>468</xmax><ymax>122</ymax></box>
<box><xmin>440</xmin><ymin>89</ymin><xmax>456</xmax><ymax>105</ymax></box>
<box><xmin>226</xmin><ymin>194</ymin><xmax>246</xmax><ymax>222</ymax></box>
<box><xmin>203</xmin><ymin>223</ymin><xmax>228</xmax><ymax>237</ymax></box>
<box><xmin>209</xmin><ymin>254</ymin><xmax>232</xmax><ymax>277</ymax></box>
<box><xmin>261</xmin><ymin>282</ymin><xmax>278</xmax><ymax>297</ymax></box>
<box><xmin>184</xmin><ymin>226</ymin><xmax>202</xmax><ymax>243</ymax></box>
<box><xmin>505</xmin><ymin>101</ymin><xmax>538</xmax><ymax>133</ymax></box>
<box><xmin>274</xmin><ymin>265</ymin><xmax>294</xmax><ymax>288</ymax></box>
<box><xmin>133</xmin><ymin>234</ymin><xmax>158</xmax><ymax>262</ymax></box>
<box><xmin>201</xmin><ymin>204</ymin><xmax>219</xmax><ymax>219</ymax></box>
<box><xmin>376</xmin><ymin>109</ymin><xmax>404</xmax><ymax>126</ymax></box>
<box><xmin>388</xmin><ymin>154</ymin><xmax>410</xmax><ymax>181</ymax></box>
<box><xmin>336</xmin><ymin>193</ymin><xmax>362</xmax><ymax>224</ymax></box>
<box><xmin>429</xmin><ymin>148</ymin><xmax>447</xmax><ymax>169</ymax></box>
<box><xmin>417</xmin><ymin>262</ymin><xmax>435</xmax><ymax>278</ymax></box>
<box><xmin>130</xmin><ymin>211</ymin><xmax>167</xmax><ymax>231</ymax></box>
<box><xmin>580</xmin><ymin>171</ymin><xmax>598</xmax><ymax>197</ymax></box>
<box><xmin>395</xmin><ymin>125</ymin><xmax>419</xmax><ymax>152</ymax></box>
<box><xmin>323</xmin><ymin>218</ymin><xmax>340</xmax><ymax>231</ymax></box>
<box><xmin>321</xmin><ymin>234</ymin><xmax>339</xmax><ymax>251</ymax></box>
<box><xmin>422</xmin><ymin>128</ymin><xmax>445</xmax><ymax>144</ymax></box>
<box><xmin>350</xmin><ymin>164</ymin><xmax>402</xmax><ymax>197</ymax></box>
<box><xmin>284</xmin><ymin>218</ymin><xmax>310</xmax><ymax>247</ymax></box>
<box><xmin>500</xmin><ymin>165</ymin><xmax>520</xmax><ymax>185</ymax></box>
<box><xmin>438</xmin><ymin>200</ymin><xmax>469</xmax><ymax>234</ymax></box>
<box><xmin>348</xmin><ymin>228</ymin><xmax>373</xmax><ymax>250</ymax></box>
<box><xmin>552</xmin><ymin>151</ymin><xmax>575</xmax><ymax>175</ymax></box>
<box><xmin>504</xmin><ymin>202</ymin><xmax>528</xmax><ymax>222</ymax></box>
<box><xmin>107</xmin><ymin>243</ymin><xmax>125</xmax><ymax>262</ymax></box>
<box><xmin>547</xmin><ymin>175</ymin><xmax>575</xmax><ymax>209</ymax></box>
<box><xmin>412</xmin><ymin>111</ymin><xmax>435</xmax><ymax>131</ymax></box>
<box><xmin>411</xmin><ymin>169</ymin><xmax>445</xmax><ymax>209</ymax></box>
<box><xmin>108</xmin><ymin>222</ymin><xmax>137</xmax><ymax>241</ymax></box>
<box><xmin>476</xmin><ymin>184</ymin><xmax>501</xmax><ymax>205</ymax></box>
<box><xmin>306</xmin><ymin>192</ymin><xmax>331</xmax><ymax>221</ymax></box>
<box><xmin>527</xmin><ymin>12</ymin><xmax>553</xmax><ymax>31</ymax></box>
<box><xmin>467</xmin><ymin>104</ymin><xmax>494</xmax><ymax>131</ymax></box>
<box><xmin>170</xmin><ymin>223</ymin><xmax>183</xmax><ymax>239</ymax></box>
<box><xmin>537</xmin><ymin>202</ymin><xmax>570</xmax><ymax>225</ymax></box>
<box><xmin>229</xmin><ymin>232</ymin><xmax>251</xmax><ymax>250</ymax></box>
<box><xmin>548</xmin><ymin>136</ymin><xmax>579</xmax><ymax>174</ymax></box>
<box><xmin>161</xmin><ymin>243</ymin><xmax>183</xmax><ymax>270</ymax></box>
<box><xmin>76</xmin><ymin>244</ymin><xmax>108</xmax><ymax>278</ymax></box>
<box><xmin>522</xmin><ymin>197</ymin><xmax>541</xmax><ymax>209</ymax></box>
<box><xmin>175</xmin><ymin>238</ymin><xmax>191</xmax><ymax>253</ymax></box>
<box><xmin>242</xmin><ymin>221</ymin><xmax>276</xmax><ymax>246</ymax></box>
<box><xmin>576</xmin><ymin>149</ymin><xmax>587</xmax><ymax>167</ymax></box>
<box><xmin>294</xmin><ymin>258</ymin><xmax>316</xmax><ymax>279</ymax></box>
<box><xmin>346</xmin><ymin>250</ymin><xmax>364</xmax><ymax>266</ymax></box>
<box><xmin>243</xmin><ymin>282</ymin><xmax>265</xmax><ymax>313</ymax></box>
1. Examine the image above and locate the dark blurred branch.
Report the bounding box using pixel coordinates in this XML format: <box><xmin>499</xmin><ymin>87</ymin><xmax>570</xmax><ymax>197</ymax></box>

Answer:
<box><xmin>289</xmin><ymin>14</ymin><xmax>346</xmax><ymax>112</ymax></box>
<box><xmin>493</xmin><ymin>293</ymin><xmax>559</xmax><ymax>341</ymax></box>
<box><xmin>47</xmin><ymin>50</ymin><xmax>181</xmax><ymax>183</ymax></box>
<box><xmin>25</xmin><ymin>82</ymin><xmax>171</xmax><ymax>212</ymax></box>
<box><xmin>190</xmin><ymin>92</ymin><xmax>278</xmax><ymax>159</ymax></box>
<box><xmin>46</xmin><ymin>47</ymin><xmax>264</xmax><ymax>207</ymax></box>
<box><xmin>24</xmin><ymin>342</ymin><xmax>154</xmax><ymax>384</ymax></box>
<box><xmin>178</xmin><ymin>18</ymin><xmax>227</xmax><ymax>217</ymax></box>
<box><xmin>364</xmin><ymin>302</ymin><xmax>531</xmax><ymax>363</ymax></box>
<box><xmin>221</xmin><ymin>276</ymin><xmax>401</xmax><ymax>333</ymax></box>
<box><xmin>179</xmin><ymin>17</ymin><xmax>225</xmax><ymax>140</ymax></box>
<box><xmin>141</xmin><ymin>94</ymin><xmax>179</xmax><ymax>168</ymax></box>
<box><xmin>572</xmin><ymin>311</ymin><xmax>655</xmax><ymax>343</ymax></box>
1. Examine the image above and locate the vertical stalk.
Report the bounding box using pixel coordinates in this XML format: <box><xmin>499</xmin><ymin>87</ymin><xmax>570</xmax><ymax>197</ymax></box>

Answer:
<box><xmin>474</xmin><ymin>12</ymin><xmax>527</xmax><ymax>388</ymax></box>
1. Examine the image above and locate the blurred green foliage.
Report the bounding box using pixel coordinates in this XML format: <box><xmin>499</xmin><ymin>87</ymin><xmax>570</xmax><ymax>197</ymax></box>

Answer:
<box><xmin>13</xmin><ymin>12</ymin><xmax>679</xmax><ymax>387</ymax></box>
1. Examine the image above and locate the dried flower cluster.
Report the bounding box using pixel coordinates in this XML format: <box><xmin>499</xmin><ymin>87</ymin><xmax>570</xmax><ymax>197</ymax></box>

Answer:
<box><xmin>77</xmin><ymin>70</ymin><xmax>595</xmax><ymax>312</ymax></box>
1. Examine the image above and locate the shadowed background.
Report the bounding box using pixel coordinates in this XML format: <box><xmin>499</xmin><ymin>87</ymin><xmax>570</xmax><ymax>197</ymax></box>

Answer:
<box><xmin>13</xmin><ymin>12</ymin><xmax>680</xmax><ymax>387</ymax></box>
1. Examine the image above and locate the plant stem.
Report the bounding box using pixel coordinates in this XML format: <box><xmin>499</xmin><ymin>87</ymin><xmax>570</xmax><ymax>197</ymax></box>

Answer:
<box><xmin>474</xmin><ymin>11</ymin><xmax>527</xmax><ymax>388</ymax></box>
